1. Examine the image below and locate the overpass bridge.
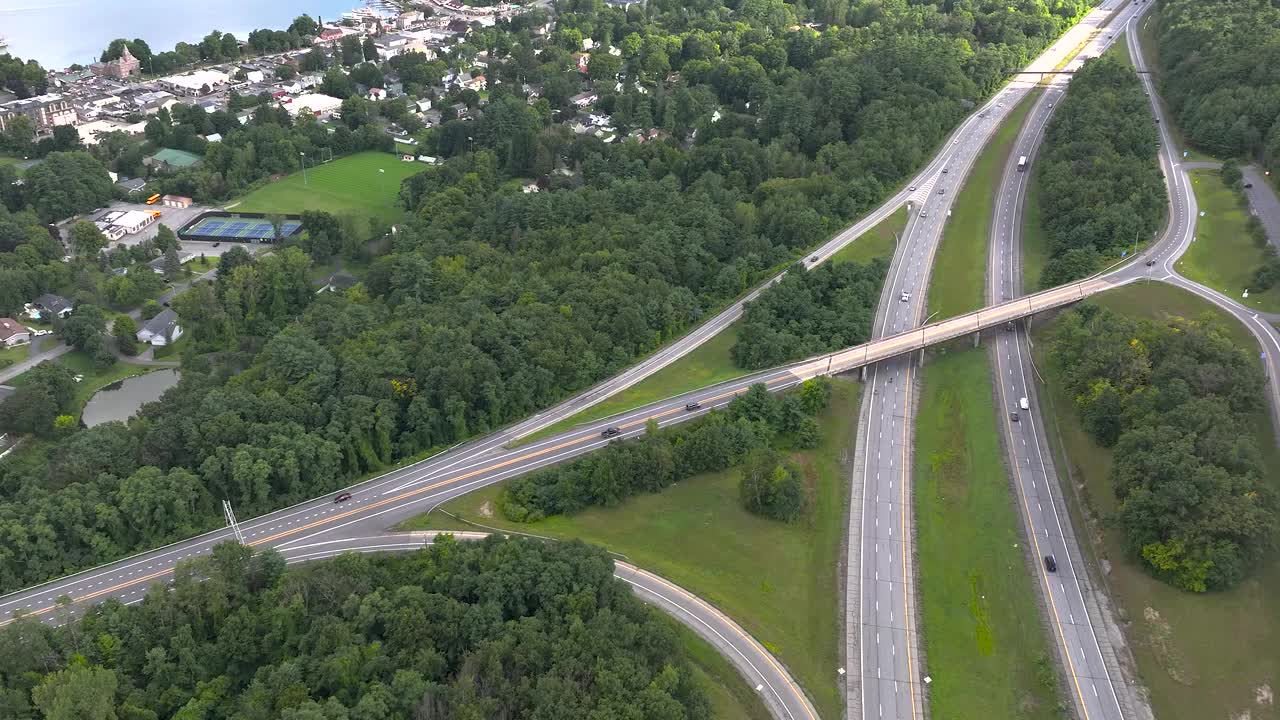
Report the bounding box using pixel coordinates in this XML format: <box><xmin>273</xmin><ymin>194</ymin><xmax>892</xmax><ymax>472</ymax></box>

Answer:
<box><xmin>787</xmin><ymin>275</ymin><xmax>1121</xmax><ymax>382</ymax></box>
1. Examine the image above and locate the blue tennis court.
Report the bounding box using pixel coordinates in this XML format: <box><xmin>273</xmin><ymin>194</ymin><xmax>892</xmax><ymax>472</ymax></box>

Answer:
<box><xmin>184</xmin><ymin>215</ymin><xmax>302</xmax><ymax>241</ymax></box>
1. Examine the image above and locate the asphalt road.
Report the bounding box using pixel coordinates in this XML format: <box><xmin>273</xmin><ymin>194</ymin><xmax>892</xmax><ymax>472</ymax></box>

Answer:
<box><xmin>845</xmin><ymin>4</ymin><xmax>1146</xmax><ymax>719</ymax></box>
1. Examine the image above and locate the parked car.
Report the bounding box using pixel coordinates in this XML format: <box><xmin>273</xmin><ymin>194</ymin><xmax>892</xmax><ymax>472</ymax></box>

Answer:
<box><xmin>334</xmin><ymin>492</ymin><xmax>353</xmax><ymax>503</ymax></box>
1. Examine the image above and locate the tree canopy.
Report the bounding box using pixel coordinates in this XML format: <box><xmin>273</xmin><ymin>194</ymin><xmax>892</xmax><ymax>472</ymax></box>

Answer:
<box><xmin>1049</xmin><ymin>303</ymin><xmax>1277</xmax><ymax>591</ymax></box>
<box><xmin>0</xmin><ymin>538</ymin><xmax>713</xmax><ymax>720</ymax></box>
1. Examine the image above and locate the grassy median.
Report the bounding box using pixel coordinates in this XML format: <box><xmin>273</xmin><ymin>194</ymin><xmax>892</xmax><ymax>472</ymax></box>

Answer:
<box><xmin>405</xmin><ymin>379</ymin><xmax>862</xmax><ymax>720</ymax></box>
<box><xmin>930</xmin><ymin>89</ymin><xmax>1041</xmax><ymax>320</ymax></box>
<box><xmin>914</xmin><ymin>348</ymin><xmax>1061</xmax><ymax>720</ymax></box>
<box><xmin>1178</xmin><ymin>169</ymin><xmax>1280</xmax><ymax>312</ymax></box>
<box><xmin>1033</xmin><ymin>282</ymin><xmax>1280</xmax><ymax>720</ymax></box>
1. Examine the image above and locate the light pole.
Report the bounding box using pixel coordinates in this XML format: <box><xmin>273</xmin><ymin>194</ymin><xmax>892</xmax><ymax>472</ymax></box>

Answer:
<box><xmin>467</xmin><ymin>135</ymin><xmax>474</xmax><ymax>154</ymax></box>
<box><xmin>300</xmin><ymin>152</ymin><xmax>308</xmax><ymax>186</ymax></box>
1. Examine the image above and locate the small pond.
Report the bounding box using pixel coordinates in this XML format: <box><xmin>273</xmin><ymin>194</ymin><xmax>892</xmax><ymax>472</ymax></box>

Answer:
<box><xmin>82</xmin><ymin>369</ymin><xmax>181</xmax><ymax>427</ymax></box>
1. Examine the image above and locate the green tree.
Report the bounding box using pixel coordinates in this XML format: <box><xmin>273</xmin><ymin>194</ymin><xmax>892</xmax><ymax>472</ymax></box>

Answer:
<box><xmin>114</xmin><ymin>314</ymin><xmax>139</xmax><ymax>356</ymax></box>
<box><xmin>32</xmin><ymin>664</ymin><xmax>119</xmax><ymax>720</ymax></box>
<box><xmin>69</xmin><ymin>220</ymin><xmax>107</xmax><ymax>257</ymax></box>
<box><xmin>739</xmin><ymin>447</ymin><xmax>805</xmax><ymax>521</ymax></box>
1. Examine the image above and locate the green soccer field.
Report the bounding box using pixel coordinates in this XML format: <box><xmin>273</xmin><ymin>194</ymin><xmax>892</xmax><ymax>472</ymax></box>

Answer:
<box><xmin>230</xmin><ymin>151</ymin><xmax>424</xmax><ymax>222</ymax></box>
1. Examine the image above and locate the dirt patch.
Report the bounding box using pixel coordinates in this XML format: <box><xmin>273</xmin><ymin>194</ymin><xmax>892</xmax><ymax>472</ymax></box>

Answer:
<box><xmin>478</xmin><ymin>500</ymin><xmax>494</xmax><ymax>519</ymax></box>
<box><xmin>1256</xmin><ymin>684</ymin><xmax>1273</xmax><ymax>706</ymax></box>
<box><xmin>1142</xmin><ymin>606</ymin><xmax>1197</xmax><ymax>687</ymax></box>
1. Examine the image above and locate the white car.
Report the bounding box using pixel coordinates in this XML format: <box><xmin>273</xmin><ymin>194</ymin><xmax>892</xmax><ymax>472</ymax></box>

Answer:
<box><xmin>908</xmin><ymin>185</ymin><xmax>916</xmax><ymax>191</ymax></box>
<box><xmin>920</xmin><ymin>210</ymin><xmax>928</xmax><ymax>218</ymax></box>
<box><xmin>900</xmin><ymin>290</ymin><xmax>911</xmax><ymax>303</ymax></box>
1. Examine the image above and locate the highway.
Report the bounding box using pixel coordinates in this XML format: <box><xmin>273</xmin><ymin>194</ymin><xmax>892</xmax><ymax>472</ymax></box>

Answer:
<box><xmin>985</xmin><ymin>14</ymin><xmax>1139</xmax><ymax>720</ymax></box>
<box><xmin>0</xmin><ymin>3</ymin><xmax>1231</xmax><ymax>719</ymax></box>
<box><xmin>844</xmin><ymin>4</ymin><xmax>1146</xmax><ymax>720</ymax></box>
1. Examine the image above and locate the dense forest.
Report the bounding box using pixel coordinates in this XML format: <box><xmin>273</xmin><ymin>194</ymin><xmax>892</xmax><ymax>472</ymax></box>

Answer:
<box><xmin>1</xmin><ymin>0</ymin><xmax>1097</xmax><ymax>593</ymax></box>
<box><xmin>1154</xmin><ymin>0</ymin><xmax>1280</xmax><ymax>173</ymax></box>
<box><xmin>1049</xmin><ymin>304</ymin><xmax>1277</xmax><ymax>592</ymax></box>
<box><xmin>0</xmin><ymin>537</ymin><xmax>715</xmax><ymax>720</ymax></box>
<box><xmin>1034</xmin><ymin>54</ymin><xmax>1166</xmax><ymax>287</ymax></box>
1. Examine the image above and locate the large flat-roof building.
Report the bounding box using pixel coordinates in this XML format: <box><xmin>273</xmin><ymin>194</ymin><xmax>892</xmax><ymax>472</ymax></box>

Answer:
<box><xmin>0</xmin><ymin>93</ymin><xmax>77</xmax><ymax>133</ymax></box>
<box><xmin>283</xmin><ymin>92</ymin><xmax>344</xmax><ymax>118</ymax></box>
<box><xmin>158</xmin><ymin>69</ymin><xmax>231</xmax><ymax>97</ymax></box>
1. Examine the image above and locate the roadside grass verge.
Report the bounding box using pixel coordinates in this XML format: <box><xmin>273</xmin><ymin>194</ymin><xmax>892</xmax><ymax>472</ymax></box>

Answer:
<box><xmin>667</xmin><ymin>617</ymin><xmax>773</xmax><ymax>720</ymax></box>
<box><xmin>1032</xmin><ymin>282</ymin><xmax>1280</xmax><ymax>720</ymax></box>
<box><xmin>915</xmin><ymin>348</ymin><xmax>1061</xmax><ymax>720</ymax></box>
<box><xmin>1021</xmin><ymin>169</ymin><xmax>1050</xmax><ymax>291</ymax></box>
<box><xmin>832</xmin><ymin>205</ymin><xmax>906</xmax><ymax>266</ymax></box>
<box><xmin>232</xmin><ymin>151</ymin><xmax>420</xmax><ymax>223</ymax></box>
<box><xmin>403</xmin><ymin>379</ymin><xmax>863</xmax><ymax>720</ymax></box>
<box><xmin>514</xmin><ymin>322</ymin><xmax>745</xmax><ymax>445</ymax></box>
<box><xmin>0</xmin><ymin>345</ymin><xmax>29</xmax><ymax>371</ymax></box>
<box><xmin>1178</xmin><ymin>169</ymin><xmax>1280</xmax><ymax>312</ymax></box>
<box><xmin>1136</xmin><ymin>12</ymin><xmax>1217</xmax><ymax>163</ymax></box>
<box><xmin>930</xmin><ymin>89</ymin><xmax>1041</xmax><ymax>320</ymax></box>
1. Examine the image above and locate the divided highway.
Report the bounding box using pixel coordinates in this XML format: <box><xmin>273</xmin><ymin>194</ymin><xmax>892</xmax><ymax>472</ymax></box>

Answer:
<box><xmin>846</xmin><ymin>3</ymin><xmax>1146</xmax><ymax>720</ymax></box>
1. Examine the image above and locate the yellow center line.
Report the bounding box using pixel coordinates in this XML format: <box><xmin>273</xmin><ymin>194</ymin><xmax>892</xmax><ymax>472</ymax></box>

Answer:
<box><xmin>6</xmin><ymin>373</ymin><xmax>798</xmax><ymax>624</ymax></box>
<box><xmin>994</xmin><ymin>342</ymin><xmax>1093</xmax><ymax>719</ymax></box>
<box><xmin>901</xmin><ymin>360</ymin><xmax>919</xmax><ymax>720</ymax></box>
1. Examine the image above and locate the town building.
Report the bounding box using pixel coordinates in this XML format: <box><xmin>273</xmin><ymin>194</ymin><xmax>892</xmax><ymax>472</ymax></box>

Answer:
<box><xmin>161</xmin><ymin>195</ymin><xmax>193</xmax><ymax>208</ymax></box>
<box><xmin>90</xmin><ymin>45</ymin><xmax>142</xmax><ymax>79</ymax></box>
<box><xmin>112</xmin><ymin>209</ymin><xmax>160</xmax><ymax>235</ymax></box>
<box><xmin>158</xmin><ymin>69</ymin><xmax>231</xmax><ymax>97</ymax></box>
<box><xmin>136</xmin><ymin>309</ymin><xmax>182</xmax><ymax>346</ymax></box>
<box><xmin>0</xmin><ymin>318</ymin><xmax>30</xmax><ymax>348</ymax></box>
<box><xmin>0</xmin><ymin>94</ymin><xmax>77</xmax><ymax>133</ymax></box>
<box><xmin>283</xmin><ymin>92</ymin><xmax>344</xmax><ymax>118</ymax></box>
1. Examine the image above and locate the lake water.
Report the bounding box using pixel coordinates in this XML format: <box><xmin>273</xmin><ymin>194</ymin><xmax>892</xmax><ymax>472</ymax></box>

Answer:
<box><xmin>82</xmin><ymin>368</ymin><xmax>180</xmax><ymax>427</ymax></box>
<box><xmin>1</xmin><ymin>0</ymin><xmax>364</xmax><ymax>70</ymax></box>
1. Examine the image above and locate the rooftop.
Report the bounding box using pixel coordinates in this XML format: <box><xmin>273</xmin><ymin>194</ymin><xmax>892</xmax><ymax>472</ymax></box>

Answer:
<box><xmin>149</xmin><ymin>148</ymin><xmax>203</xmax><ymax>168</ymax></box>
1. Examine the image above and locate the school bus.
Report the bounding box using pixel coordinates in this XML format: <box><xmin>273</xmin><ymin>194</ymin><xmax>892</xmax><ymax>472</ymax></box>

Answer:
<box><xmin>145</xmin><ymin>194</ymin><xmax>161</xmax><ymax>205</ymax></box>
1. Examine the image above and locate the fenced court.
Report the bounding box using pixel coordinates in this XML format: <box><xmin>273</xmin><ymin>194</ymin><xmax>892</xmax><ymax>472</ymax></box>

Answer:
<box><xmin>179</xmin><ymin>212</ymin><xmax>303</xmax><ymax>243</ymax></box>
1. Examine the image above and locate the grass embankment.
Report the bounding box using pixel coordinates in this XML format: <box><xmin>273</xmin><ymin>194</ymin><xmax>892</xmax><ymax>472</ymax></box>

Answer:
<box><xmin>914</xmin><ymin>348</ymin><xmax>1061</xmax><ymax>719</ymax></box>
<box><xmin>667</xmin><ymin>618</ymin><xmax>772</xmax><ymax>720</ymax></box>
<box><xmin>521</xmin><ymin>206</ymin><xmax>908</xmax><ymax>446</ymax></box>
<box><xmin>231</xmin><ymin>151</ymin><xmax>421</xmax><ymax>223</ymax></box>
<box><xmin>0</xmin><ymin>345</ymin><xmax>29</xmax><ymax>371</ymax></box>
<box><xmin>515</xmin><ymin>323</ymin><xmax>746</xmax><ymax>444</ymax></box>
<box><xmin>1178</xmin><ymin>170</ymin><xmax>1280</xmax><ymax>312</ymax></box>
<box><xmin>831</xmin><ymin>205</ymin><xmax>907</xmax><ymax>265</ymax></box>
<box><xmin>930</xmin><ymin>89</ymin><xmax>1041</xmax><ymax>320</ymax></box>
<box><xmin>405</xmin><ymin>379</ymin><xmax>863</xmax><ymax>720</ymax></box>
<box><xmin>1033</xmin><ymin>282</ymin><xmax>1280</xmax><ymax>720</ymax></box>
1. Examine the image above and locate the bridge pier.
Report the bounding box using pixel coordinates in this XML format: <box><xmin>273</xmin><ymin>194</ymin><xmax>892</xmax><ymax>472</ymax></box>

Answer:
<box><xmin>973</xmin><ymin>332</ymin><xmax>981</xmax><ymax>348</ymax></box>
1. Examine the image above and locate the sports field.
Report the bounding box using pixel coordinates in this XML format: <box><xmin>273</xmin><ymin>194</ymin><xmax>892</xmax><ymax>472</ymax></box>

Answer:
<box><xmin>230</xmin><ymin>151</ymin><xmax>422</xmax><ymax>222</ymax></box>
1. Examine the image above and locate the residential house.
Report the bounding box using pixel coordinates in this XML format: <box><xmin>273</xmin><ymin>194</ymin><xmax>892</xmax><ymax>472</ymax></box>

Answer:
<box><xmin>31</xmin><ymin>294</ymin><xmax>74</xmax><ymax>320</ymax></box>
<box><xmin>415</xmin><ymin>98</ymin><xmax>433</xmax><ymax>113</ymax></box>
<box><xmin>368</xmin><ymin>87</ymin><xmax>387</xmax><ymax>101</ymax></box>
<box><xmin>572</xmin><ymin>53</ymin><xmax>591</xmax><ymax>74</ymax></box>
<box><xmin>570</xmin><ymin>91</ymin><xmax>598</xmax><ymax>108</ymax></box>
<box><xmin>136</xmin><ymin>309</ymin><xmax>183</xmax><ymax>346</ymax></box>
<box><xmin>0</xmin><ymin>318</ymin><xmax>31</xmax><ymax>348</ymax></box>
<box><xmin>315</xmin><ymin>27</ymin><xmax>347</xmax><ymax>45</ymax></box>
<box><xmin>456</xmin><ymin>72</ymin><xmax>487</xmax><ymax>92</ymax></box>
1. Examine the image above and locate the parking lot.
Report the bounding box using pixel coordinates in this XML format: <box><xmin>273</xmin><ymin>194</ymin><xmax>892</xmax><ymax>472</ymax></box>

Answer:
<box><xmin>69</xmin><ymin>201</ymin><xmax>252</xmax><ymax>260</ymax></box>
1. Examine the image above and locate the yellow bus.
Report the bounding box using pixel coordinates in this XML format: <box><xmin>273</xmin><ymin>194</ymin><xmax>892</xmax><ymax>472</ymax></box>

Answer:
<box><xmin>145</xmin><ymin>194</ymin><xmax>161</xmax><ymax>205</ymax></box>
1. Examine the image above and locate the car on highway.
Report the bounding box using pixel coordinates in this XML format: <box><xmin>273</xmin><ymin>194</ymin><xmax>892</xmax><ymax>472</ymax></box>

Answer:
<box><xmin>953</xmin><ymin>139</ymin><xmax>959</xmax><ymax>144</ymax></box>
<box><xmin>685</xmin><ymin>402</ymin><xmax>701</xmax><ymax>411</ymax></box>
<box><xmin>1019</xmin><ymin>397</ymin><xmax>1030</xmax><ymax>411</ymax></box>
<box><xmin>810</xmin><ymin>255</ymin><xmax>819</xmax><ymax>262</ymax></box>
<box><xmin>1004</xmin><ymin>321</ymin><xmax>1014</xmax><ymax>332</ymax></box>
<box><xmin>900</xmin><ymin>290</ymin><xmax>910</xmax><ymax>302</ymax></box>
<box><xmin>1048</xmin><ymin>102</ymin><xmax>1054</xmax><ymax>108</ymax></box>
<box><xmin>333</xmin><ymin>492</ymin><xmax>352</xmax><ymax>503</ymax></box>
<box><xmin>1146</xmin><ymin>259</ymin><xmax>1156</xmax><ymax>266</ymax></box>
<box><xmin>601</xmin><ymin>427</ymin><xmax>622</xmax><ymax>438</ymax></box>
<box><xmin>1044</xmin><ymin>555</ymin><xmax>1058</xmax><ymax>572</ymax></box>
<box><xmin>920</xmin><ymin>210</ymin><xmax>928</xmax><ymax>218</ymax></box>
<box><xmin>942</xmin><ymin>167</ymin><xmax>949</xmax><ymax>173</ymax></box>
<box><xmin>1010</xmin><ymin>410</ymin><xmax>1020</xmax><ymax>422</ymax></box>
<box><xmin>908</xmin><ymin>185</ymin><xmax>916</xmax><ymax>191</ymax></box>
<box><xmin>937</xmin><ymin>188</ymin><xmax>945</xmax><ymax>195</ymax></box>
<box><xmin>1245</xmin><ymin>182</ymin><xmax>1253</xmax><ymax>189</ymax></box>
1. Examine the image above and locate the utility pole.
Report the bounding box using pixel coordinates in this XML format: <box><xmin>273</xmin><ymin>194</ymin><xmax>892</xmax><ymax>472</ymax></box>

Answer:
<box><xmin>222</xmin><ymin>500</ymin><xmax>245</xmax><ymax>544</ymax></box>
<box><xmin>300</xmin><ymin>152</ymin><xmax>308</xmax><ymax>186</ymax></box>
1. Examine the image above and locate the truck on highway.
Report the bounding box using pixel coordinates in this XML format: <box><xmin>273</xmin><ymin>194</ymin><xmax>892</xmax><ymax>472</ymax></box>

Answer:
<box><xmin>1017</xmin><ymin>155</ymin><xmax>1029</xmax><ymax>172</ymax></box>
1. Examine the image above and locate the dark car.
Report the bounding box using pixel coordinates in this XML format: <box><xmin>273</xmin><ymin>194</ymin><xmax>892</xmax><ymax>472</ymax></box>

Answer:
<box><xmin>212</xmin><ymin>242</ymin><xmax>221</xmax><ymax>247</ymax></box>
<box><xmin>334</xmin><ymin>492</ymin><xmax>353</xmax><ymax>503</ymax></box>
<box><xmin>1004</xmin><ymin>321</ymin><xmax>1014</xmax><ymax>332</ymax></box>
<box><xmin>1010</xmin><ymin>410</ymin><xmax>1020</xmax><ymax>422</ymax></box>
<box><xmin>810</xmin><ymin>255</ymin><xmax>819</xmax><ymax>262</ymax></box>
<box><xmin>1244</xmin><ymin>183</ymin><xmax>1253</xmax><ymax>189</ymax></box>
<box><xmin>1146</xmin><ymin>259</ymin><xmax>1156</xmax><ymax>266</ymax></box>
<box><xmin>1044</xmin><ymin>555</ymin><xmax>1058</xmax><ymax>573</ymax></box>
<box><xmin>685</xmin><ymin>401</ymin><xmax>701</xmax><ymax>411</ymax></box>
<box><xmin>601</xmin><ymin>427</ymin><xmax>622</xmax><ymax>438</ymax></box>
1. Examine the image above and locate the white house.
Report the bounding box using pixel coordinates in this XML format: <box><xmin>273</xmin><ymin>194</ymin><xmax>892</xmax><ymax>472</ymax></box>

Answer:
<box><xmin>136</xmin><ymin>308</ymin><xmax>183</xmax><ymax>346</ymax></box>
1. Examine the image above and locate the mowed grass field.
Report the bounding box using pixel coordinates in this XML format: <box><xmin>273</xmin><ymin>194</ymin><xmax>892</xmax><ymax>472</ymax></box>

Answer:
<box><xmin>1178</xmin><ymin>169</ymin><xmax>1280</xmax><ymax>313</ymax></box>
<box><xmin>914</xmin><ymin>348</ymin><xmax>1061</xmax><ymax>720</ymax></box>
<box><xmin>832</xmin><ymin>205</ymin><xmax>906</xmax><ymax>265</ymax></box>
<box><xmin>231</xmin><ymin>151</ymin><xmax>421</xmax><ymax>222</ymax></box>
<box><xmin>930</xmin><ymin>88</ymin><xmax>1041</xmax><ymax>320</ymax></box>
<box><xmin>406</xmin><ymin>379</ymin><xmax>863</xmax><ymax>720</ymax></box>
<box><xmin>1033</xmin><ymin>282</ymin><xmax>1280</xmax><ymax>720</ymax></box>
